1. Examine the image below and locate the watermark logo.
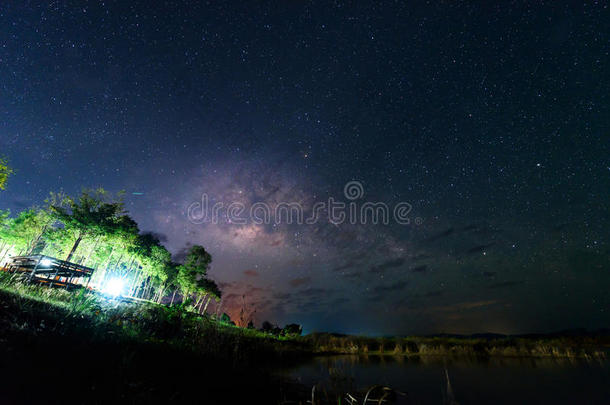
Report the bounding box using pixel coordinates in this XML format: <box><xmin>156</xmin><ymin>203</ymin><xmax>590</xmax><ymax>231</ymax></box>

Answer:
<box><xmin>343</xmin><ymin>180</ymin><xmax>364</xmax><ymax>200</ymax></box>
<box><xmin>187</xmin><ymin>181</ymin><xmax>422</xmax><ymax>226</ymax></box>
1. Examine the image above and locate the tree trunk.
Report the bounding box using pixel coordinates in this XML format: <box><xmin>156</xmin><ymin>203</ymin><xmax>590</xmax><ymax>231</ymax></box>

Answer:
<box><xmin>83</xmin><ymin>236</ymin><xmax>101</xmax><ymax>267</ymax></box>
<box><xmin>27</xmin><ymin>226</ymin><xmax>48</xmax><ymax>255</ymax></box>
<box><xmin>129</xmin><ymin>269</ymin><xmax>141</xmax><ymax>296</ymax></box>
<box><xmin>65</xmin><ymin>234</ymin><xmax>83</xmax><ymax>262</ymax></box>
<box><xmin>0</xmin><ymin>249</ymin><xmax>8</xmax><ymax>267</ymax></box>
<box><xmin>112</xmin><ymin>252</ymin><xmax>124</xmax><ymax>275</ymax></box>
<box><xmin>156</xmin><ymin>286</ymin><xmax>166</xmax><ymax>303</ymax></box>
<box><xmin>0</xmin><ymin>245</ymin><xmax>12</xmax><ymax>266</ymax></box>
<box><xmin>122</xmin><ymin>255</ymin><xmax>136</xmax><ymax>278</ymax></box>
<box><xmin>203</xmin><ymin>296</ymin><xmax>212</xmax><ymax>314</ymax></box>
<box><xmin>195</xmin><ymin>295</ymin><xmax>204</xmax><ymax>311</ymax></box>
<box><xmin>143</xmin><ymin>278</ymin><xmax>152</xmax><ymax>300</ymax></box>
<box><xmin>215</xmin><ymin>299</ymin><xmax>223</xmax><ymax>318</ymax></box>
<box><xmin>170</xmin><ymin>290</ymin><xmax>177</xmax><ymax>306</ymax></box>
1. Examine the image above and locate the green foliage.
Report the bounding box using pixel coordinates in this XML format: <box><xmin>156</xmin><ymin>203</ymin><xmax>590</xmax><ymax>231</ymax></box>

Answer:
<box><xmin>0</xmin><ymin>273</ymin><xmax>308</xmax><ymax>366</ymax></box>
<box><xmin>0</xmin><ymin>157</ymin><xmax>13</xmax><ymax>190</ymax></box>
<box><xmin>176</xmin><ymin>245</ymin><xmax>218</xmax><ymax>310</ymax></box>
<box><xmin>219</xmin><ymin>312</ymin><xmax>234</xmax><ymax>324</ymax></box>
<box><xmin>2</xmin><ymin>189</ymin><xmax>221</xmax><ymax>315</ymax></box>
<box><xmin>48</xmin><ymin>188</ymin><xmax>127</xmax><ymax>261</ymax></box>
<box><xmin>0</xmin><ymin>207</ymin><xmax>54</xmax><ymax>255</ymax></box>
<box><xmin>282</xmin><ymin>323</ymin><xmax>303</xmax><ymax>337</ymax></box>
<box><xmin>182</xmin><ymin>245</ymin><xmax>212</xmax><ymax>277</ymax></box>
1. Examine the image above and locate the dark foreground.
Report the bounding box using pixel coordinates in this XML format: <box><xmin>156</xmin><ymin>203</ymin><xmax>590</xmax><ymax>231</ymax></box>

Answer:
<box><xmin>0</xmin><ymin>288</ymin><xmax>308</xmax><ymax>404</ymax></box>
<box><xmin>1</xmin><ymin>282</ymin><xmax>608</xmax><ymax>404</ymax></box>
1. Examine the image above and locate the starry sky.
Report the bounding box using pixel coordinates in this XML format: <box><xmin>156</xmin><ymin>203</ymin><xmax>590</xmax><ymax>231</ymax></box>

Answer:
<box><xmin>1</xmin><ymin>1</ymin><xmax>609</xmax><ymax>335</ymax></box>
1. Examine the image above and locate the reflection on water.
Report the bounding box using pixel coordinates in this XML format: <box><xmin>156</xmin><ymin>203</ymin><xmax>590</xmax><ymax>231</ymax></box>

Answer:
<box><xmin>283</xmin><ymin>355</ymin><xmax>610</xmax><ymax>404</ymax></box>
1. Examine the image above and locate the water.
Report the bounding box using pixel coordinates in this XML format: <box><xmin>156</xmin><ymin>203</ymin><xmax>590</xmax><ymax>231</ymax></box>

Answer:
<box><xmin>284</xmin><ymin>355</ymin><xmax>610</xmax><ymax>404</ymax></box>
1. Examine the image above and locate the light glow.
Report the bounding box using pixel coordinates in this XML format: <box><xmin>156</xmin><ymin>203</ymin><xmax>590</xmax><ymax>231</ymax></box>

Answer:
<box><xmin>39</xmin><ymin>258</ymin><xmax>53</xmax><ymax>267</ymax></box>
<box><xmin>102</xmin><ymin>277</ymin><xmax>125</xmax><ymax>297</ymax></box>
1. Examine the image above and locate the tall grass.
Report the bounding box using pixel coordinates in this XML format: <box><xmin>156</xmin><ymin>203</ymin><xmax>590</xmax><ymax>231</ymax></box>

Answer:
<box><xmin>302</xmin><ymin>333</ymin><xmax>608</xmax><ymax>359</ymax></box>
<box><xmin>0</xmin><ymin>272</ymin><xmax>308</xmax><ymax>366</ymax></box>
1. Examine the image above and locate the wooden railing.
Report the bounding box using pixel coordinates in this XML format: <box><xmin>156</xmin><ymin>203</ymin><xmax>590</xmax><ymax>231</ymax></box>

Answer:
<box><xmin>5</xmin><ymin>255</ymin><xmax>95</xmax><ymax>288</ymax></box>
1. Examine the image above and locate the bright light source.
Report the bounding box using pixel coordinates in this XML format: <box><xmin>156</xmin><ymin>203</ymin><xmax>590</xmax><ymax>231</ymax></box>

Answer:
<box><xmin>102</xmin><ymin>278</ymin><xmax>125</xmax><ymax>297</ymax></box>
<box><xmin>40</xmin><ymin>258</ymin><xmax>53</xmax><ymax>267</ymax></box>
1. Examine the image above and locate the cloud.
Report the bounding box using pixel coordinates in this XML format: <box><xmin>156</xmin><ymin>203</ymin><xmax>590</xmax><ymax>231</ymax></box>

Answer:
<box><xmin>299</xmin><ymin>287</ymin><xmax>326</xmax><ymax>297</ymax></box>
<box><xmin>289</xmin><ymin>277</ymin><xmax>311</xmax><ymax>287</ymax></box>
<box><xmin>172</xmin><ymin>243</ymin><xmax>193</xmax><ymax>262</ymax></box>
<box><xmin>331</xmin><ymin>262</ymin><xmax>355</xmax><ymax>272</ymax></box>
<box><xmin>426</xmin><ymin>300</ymin><xmax>499</xmax><ymax>313</ymax></box>
<box><xmin>272</xmin><ymin>292</ymin><xmax>291</xmax><ymax>300</ymax></box>
<box><xmin>370</xmin><ymin>257</ymin><xmax>406</xmax><ymax>273</ymax></box>
<box><xmin>141</xmin><ymin>231</ymin><xmax>169</xmax><ymax>242</ymax></box>
<box><xmin>465</xmin><ymin>243</ymin><xmax>495</xmax><ymax>255</ymax></box>
<box><xmin>372</xmin><ymin>280</ymin><xmax>408</xmax><ymax>293</ymax></box>
<box><xmin>424</xmin><ymin>227</ymin><xmax>454</xmax><ymax>243</ymax></box>
<box><xmin>331</xmin><ymin>297</ymin><xmax>350</xmax><ymax>305</ymax></box>
<box><xmin>488</xmin><ymin>280</ymin><xmax>525</xmax><ymax>289</ymax></box>
<box><xmin>411</xmin><ymin>265</ymin><xmax>428</xmax><ymax>273</ymax></box>
<box><xmin>343</xmin><ymin>271</ymin><xmax>362</xmax><ymax>280</ymax></box>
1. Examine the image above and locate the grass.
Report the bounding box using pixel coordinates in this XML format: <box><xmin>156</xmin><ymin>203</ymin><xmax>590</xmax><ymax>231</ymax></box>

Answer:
<box><xmin>302</xmin><ymin>332</ymin><xmax>608</xmax><ymax>359</ymax></box>
<box><xmin>0</xmin><ymin>272</ymin><xmax>308</xmax><ymax>404</ymax></box>
<box><xmin>0</xmin><ymin>272</ymin><xmax>309</xmax><ymax>360</ymax></box>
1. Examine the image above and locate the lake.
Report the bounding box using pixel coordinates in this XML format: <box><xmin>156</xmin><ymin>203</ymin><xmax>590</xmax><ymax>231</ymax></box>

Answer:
<box><xmin>282</xmin><ymin>354</ymin><xmax>610</xmax><ymax>404</ymax></box>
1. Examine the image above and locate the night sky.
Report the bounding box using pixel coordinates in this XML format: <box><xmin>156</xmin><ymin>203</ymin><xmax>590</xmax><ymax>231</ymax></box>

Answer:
<box><xmin>1</xmin><ymin>2</ymin><xmax>608</xmax><ymax>335</ymax></box>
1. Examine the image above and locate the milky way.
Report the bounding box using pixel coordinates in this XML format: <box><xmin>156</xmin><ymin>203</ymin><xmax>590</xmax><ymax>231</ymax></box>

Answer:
<box><xmin>0</xmin><ymin>2</ymin><xmax>608</xmax><ymax>334</ymax></box>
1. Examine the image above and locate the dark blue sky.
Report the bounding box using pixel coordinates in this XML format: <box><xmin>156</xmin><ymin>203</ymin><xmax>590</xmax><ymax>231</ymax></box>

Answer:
<box><xmin>0</xmin><ymin>1</ymin><xmax>608</xmax><ymax>334</ymax></box>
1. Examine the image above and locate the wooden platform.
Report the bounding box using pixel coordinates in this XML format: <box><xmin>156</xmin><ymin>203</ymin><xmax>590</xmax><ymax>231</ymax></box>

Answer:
<box><xmin>5</xmin><ymin>255</ymin><xmax>95</xmax><ymax>289</ymax></box>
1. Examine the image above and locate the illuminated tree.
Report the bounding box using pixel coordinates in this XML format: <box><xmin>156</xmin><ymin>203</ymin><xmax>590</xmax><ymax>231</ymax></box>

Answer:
<box><xmin>0</xmin><ymin>208</ymin><xmax>54</xmax><ymax>258</ymax></box>
<box><xmin>196</xmin><ymin>278</ymin><xmax>222</xmax><ymax>314</ymax></box>
<box><xmin>183</xmin><ymin>245</ymin><xmax>212</xmax><ymax>276</ymax></box>
<box><xmin>158</xmin><ymin>261</ymin><xmax>180</xmax><ymax>305</ymax></box>
<box><xmin>0</xmin><ymin>210</ymin><xmax>12</xmax><ymax>264</ymax></box>
<box><xmin>173</xmin><ymin>245</ymin><xmax>223</xmax><ymax>313</ymax></box>
<box><xmin>177</xmin><ymin>245</ymin><xmax>212</xmax><ymax>303</ymax></box>
<box><xmin>131</xmin><ymin>233</ymin><xmax>171</xmax><ymax>300</ymax></box>
<box><xmin>0</xmin><ymin>158</ymin><xmax>13</xmax><ymax>190</ymax></box>
<box><xmin>49</xmin><ymin>188</ymin><xmax>126</xmax><ymax>262</ymax></box>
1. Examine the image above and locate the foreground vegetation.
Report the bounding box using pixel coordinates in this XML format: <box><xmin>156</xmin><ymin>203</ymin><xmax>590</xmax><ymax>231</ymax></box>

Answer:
<box><xmin>304</xmin><ymin>331</ymin><xmax>608</xmax><ymax>359</ymax></box>
<box><xmin>0</xmin><ymin>272</ymin><xmax>309</xmax><ymax>404</ymax></box>
<box><xmin>0</xmin><ymin>272</ymin><xmax>306</xmax><ymax>361</ymax></box>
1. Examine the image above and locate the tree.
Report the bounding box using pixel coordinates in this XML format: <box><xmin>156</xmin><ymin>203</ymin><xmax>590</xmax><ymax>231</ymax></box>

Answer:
<box><xmin>176</xmin><ymin>245</ymin><xmax>212</xmax><ymax>305</ymax></box>
<box><xmin>182</xmin><ymin>245</ymin><xmax>212</xmax><ymax>276</ymax></box>
<box><xmin>282</xmin><ymin>323</ymin><xmax>303</xmax><ymax>337</ymax></box>
<box><xmin>0</xmin><ymin>208</ymin><xmax>54</xmax><ymax>257</ymax></box>
<box><xmin>161</xmin><ymin>261</ymin><xmax>181</xmax><ymax>305</ymax></box>
<box><xmin>220</xmin><ymin>313</ymin><xmax>234</xmax><ymax>325</ymax></box>
<box><xmin>260</xmin><ymin>321</ymin><xmax>282</xmax><ymax>336</ymax></box>
<box><xmin>132</xmin><ymin>234</ymin><xmax>172</xmax><ymax>301</ymax></box>
<box><xmin>0</xmin><ymin>158</ymin><xmax>13</xmax><ymax>190</ymax></box>
<box><xmin>0</xmin><ymin>210</ymin><xmax>13</xmax><ymax>264</ymax></box>
<box><xmin>49</xmin><ymin>189</ymin><xmax>126</xmax><ymax>262</ymax></box>
<box><xmin>197</xmin><ymin>278</ymin><xmax>221</xmax><ymax>314</ymax></box>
